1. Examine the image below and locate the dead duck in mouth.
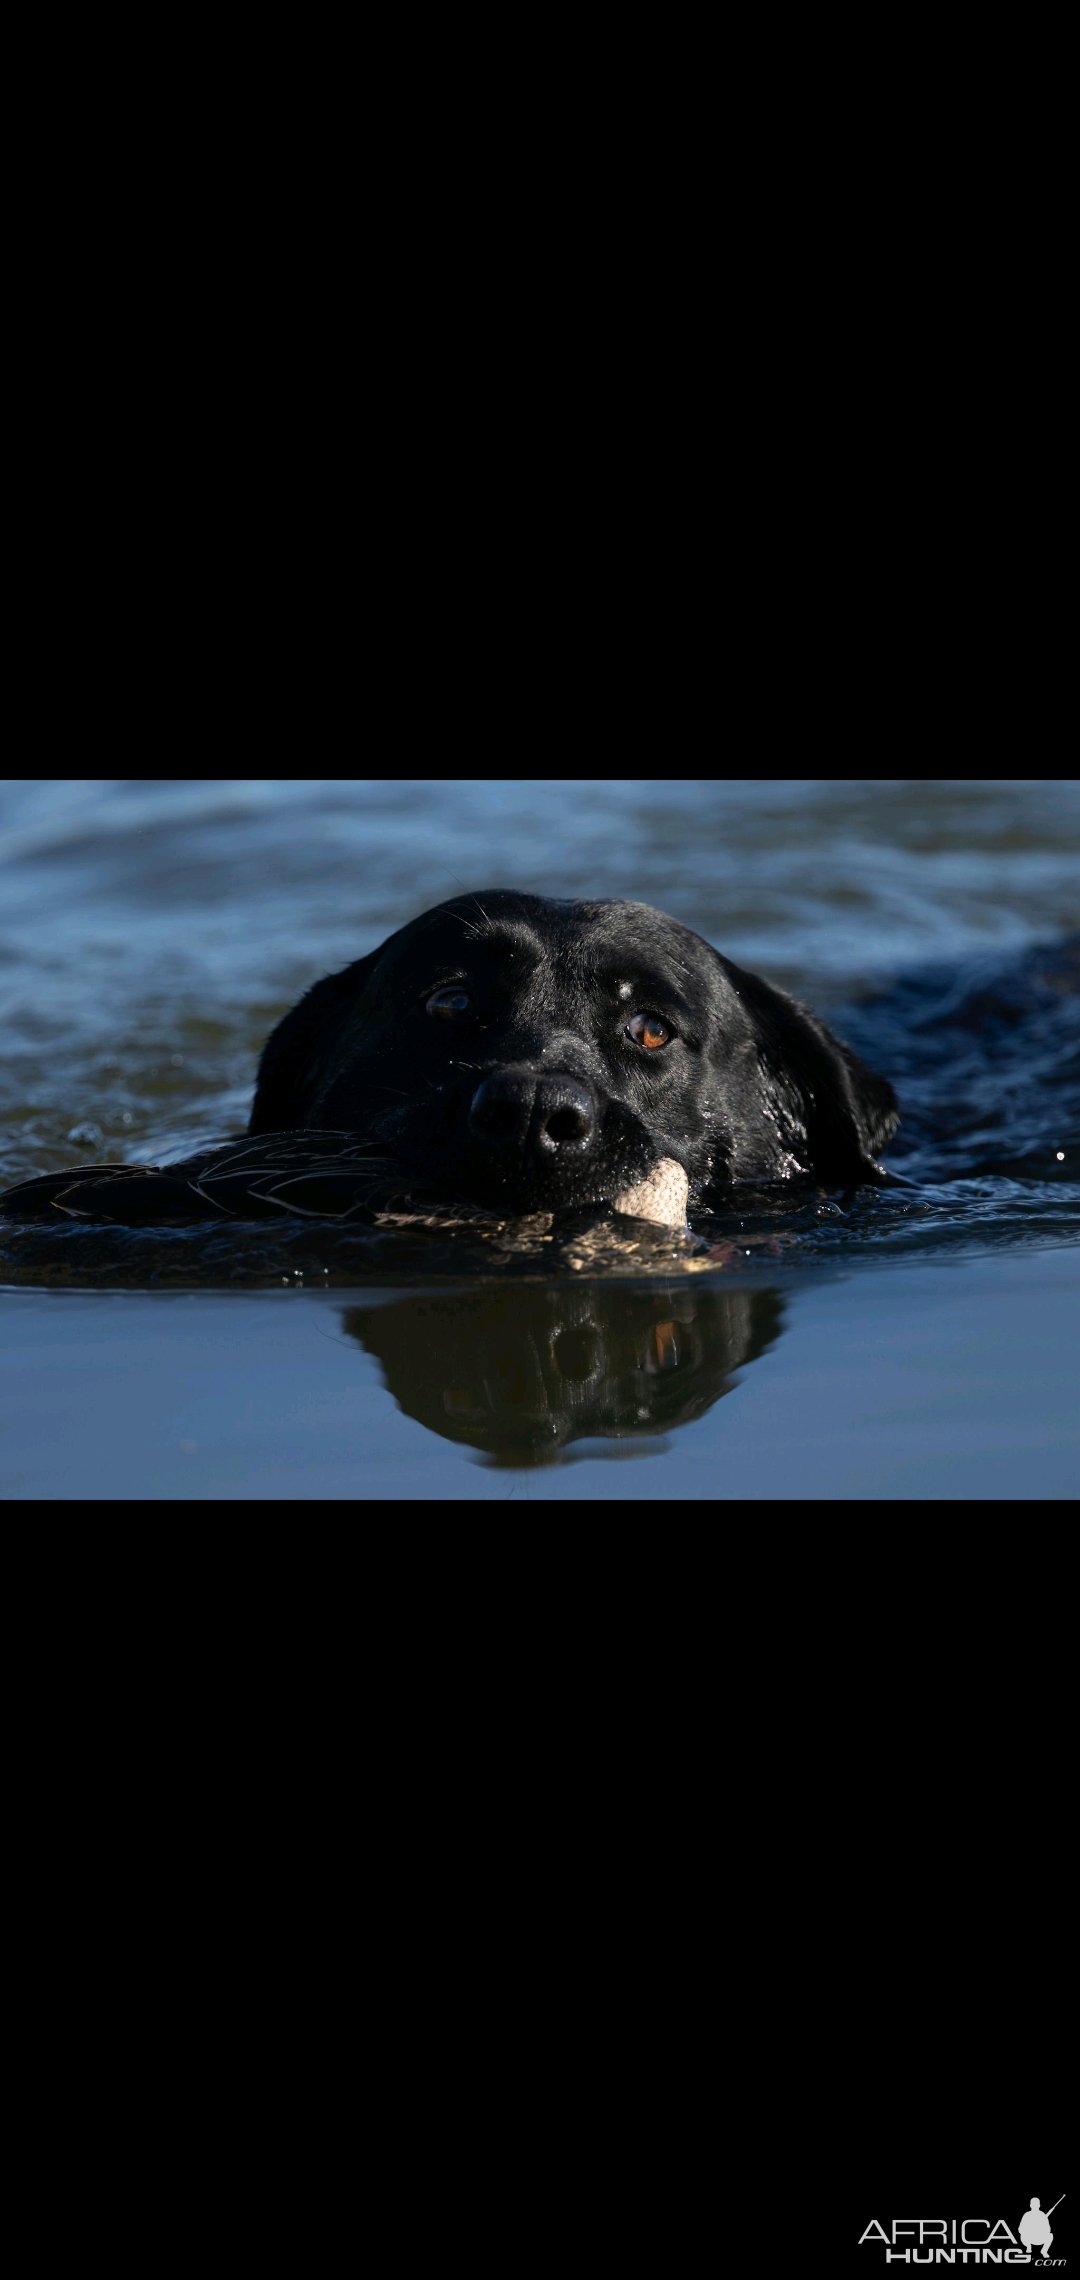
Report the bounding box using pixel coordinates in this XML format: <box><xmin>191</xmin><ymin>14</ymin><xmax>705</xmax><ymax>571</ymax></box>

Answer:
<box><xmin>0</xmin><ymin>1130</ymin><xmax>692</xmax><ymax>1229</ymax></box>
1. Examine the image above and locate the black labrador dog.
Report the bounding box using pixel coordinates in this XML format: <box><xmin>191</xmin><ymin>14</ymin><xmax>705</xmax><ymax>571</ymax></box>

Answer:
<box><xmin>0</xmin><ymin>892</ymin><xmax>899</xmax><ymax>1225</ymax></box>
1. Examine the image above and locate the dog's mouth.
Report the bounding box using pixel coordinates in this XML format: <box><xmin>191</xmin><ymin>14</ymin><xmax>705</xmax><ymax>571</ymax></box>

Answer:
<box><xmin>381</xmin><ymin>1143</ymin><xmax>662</xmax><ymax>1222</ymax></box>
<box><xmin>369</xmin><ymin>1076</ymin><xmax>664</xmax><ymax>1221</ymax></box>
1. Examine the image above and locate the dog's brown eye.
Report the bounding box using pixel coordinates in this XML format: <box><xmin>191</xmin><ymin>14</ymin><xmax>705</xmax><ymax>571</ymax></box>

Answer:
<box><xmin>627</xmin><ymin>1012</ymin><xmax>673</xmax><ymax>1051</ymax></box>
<box><xmin>427</xmin><ymin>986</ymin><xmax>471</xmax><ymax>1019</ymax></box>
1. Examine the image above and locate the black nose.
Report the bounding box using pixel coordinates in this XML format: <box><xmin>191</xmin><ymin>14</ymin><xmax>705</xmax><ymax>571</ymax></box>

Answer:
<box><xmin>468</xmin><ymin>1071</ymin><xmax>597</xmax><ymax>1160</ymax></box>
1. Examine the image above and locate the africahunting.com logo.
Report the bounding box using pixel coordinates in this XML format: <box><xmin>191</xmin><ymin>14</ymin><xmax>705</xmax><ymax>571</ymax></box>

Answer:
<box><xmin>859</xmin><ymin>2194</ymin><xmax>1065</xmax><ymax>2265</ymax></box>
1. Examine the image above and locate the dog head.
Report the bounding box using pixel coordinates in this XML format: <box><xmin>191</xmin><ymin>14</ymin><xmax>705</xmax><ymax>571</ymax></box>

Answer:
<box><xmin>249</xmin><ymin>891</ymin><xmax>899</xmax><ymax>1214</ymax></box>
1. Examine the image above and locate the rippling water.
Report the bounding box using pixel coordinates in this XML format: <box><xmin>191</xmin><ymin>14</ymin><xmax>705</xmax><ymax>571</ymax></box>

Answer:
<box><xmin>2</xmin><ymin>778</ymin><xmax>1077</xmax><ymax>1216</ymax></box>
<box><xmin>1</xmin><ymin>778</ymin><xmax>1077</xmax><ymax>1496</ymax></box>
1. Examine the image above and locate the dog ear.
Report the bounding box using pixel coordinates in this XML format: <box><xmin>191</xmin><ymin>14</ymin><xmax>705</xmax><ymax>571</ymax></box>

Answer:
<box><xmin>248</xmin><ymin>951</ymin><xmax>382</xmax><ymax>1134</ymax></box>
<box><xmin>719</xmin><ymin>956</ymin><xmax>900</xmax><ymax>1181</ymax></box>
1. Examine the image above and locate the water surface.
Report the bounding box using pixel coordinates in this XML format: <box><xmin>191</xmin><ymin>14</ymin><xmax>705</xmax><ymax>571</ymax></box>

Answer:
<box><xmin>2</xmin><ymin>778</ymin><xmax>1077</xmax><ymax>1498</ymax></box>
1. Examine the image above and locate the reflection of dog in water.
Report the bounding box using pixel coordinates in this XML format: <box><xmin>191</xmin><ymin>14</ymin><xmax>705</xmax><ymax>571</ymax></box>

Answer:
<box><xmin>344</xmin><ymin>1281</ymin><xmax>784</xmax><ymax>1465</ymax></box>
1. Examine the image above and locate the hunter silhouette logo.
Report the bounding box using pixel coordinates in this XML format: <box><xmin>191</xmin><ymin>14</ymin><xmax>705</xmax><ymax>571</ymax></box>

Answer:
<box><xmin>1019</xmin><ymin>2197</ymin><xmax>1065</xmax><ymax>2263</ymax></box>
<box><xmin>858</xmin><ymin>2192</ymin><xmax>1066</xmax><ymax>2262</ymax></box>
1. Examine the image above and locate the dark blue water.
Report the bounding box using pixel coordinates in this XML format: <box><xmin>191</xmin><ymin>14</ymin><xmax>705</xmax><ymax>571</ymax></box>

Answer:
<box><xmin>2</xmin><ymin>778</ymin><xmax>1077</xmax><ymax>1497</ymax></box>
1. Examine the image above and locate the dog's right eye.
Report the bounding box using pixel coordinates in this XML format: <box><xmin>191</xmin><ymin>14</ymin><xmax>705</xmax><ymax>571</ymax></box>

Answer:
<box><xmin>426</xmin><ymin>986</ymin><xmax>472</xmax><ymax>1019</ymax></box>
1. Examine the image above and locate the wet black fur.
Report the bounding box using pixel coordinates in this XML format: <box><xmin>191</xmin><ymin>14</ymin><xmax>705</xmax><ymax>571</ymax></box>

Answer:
<box><xmin>249</xmin><ymin>891</ymin><xmax>899</xmax><ymax>1213</ymax></box>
